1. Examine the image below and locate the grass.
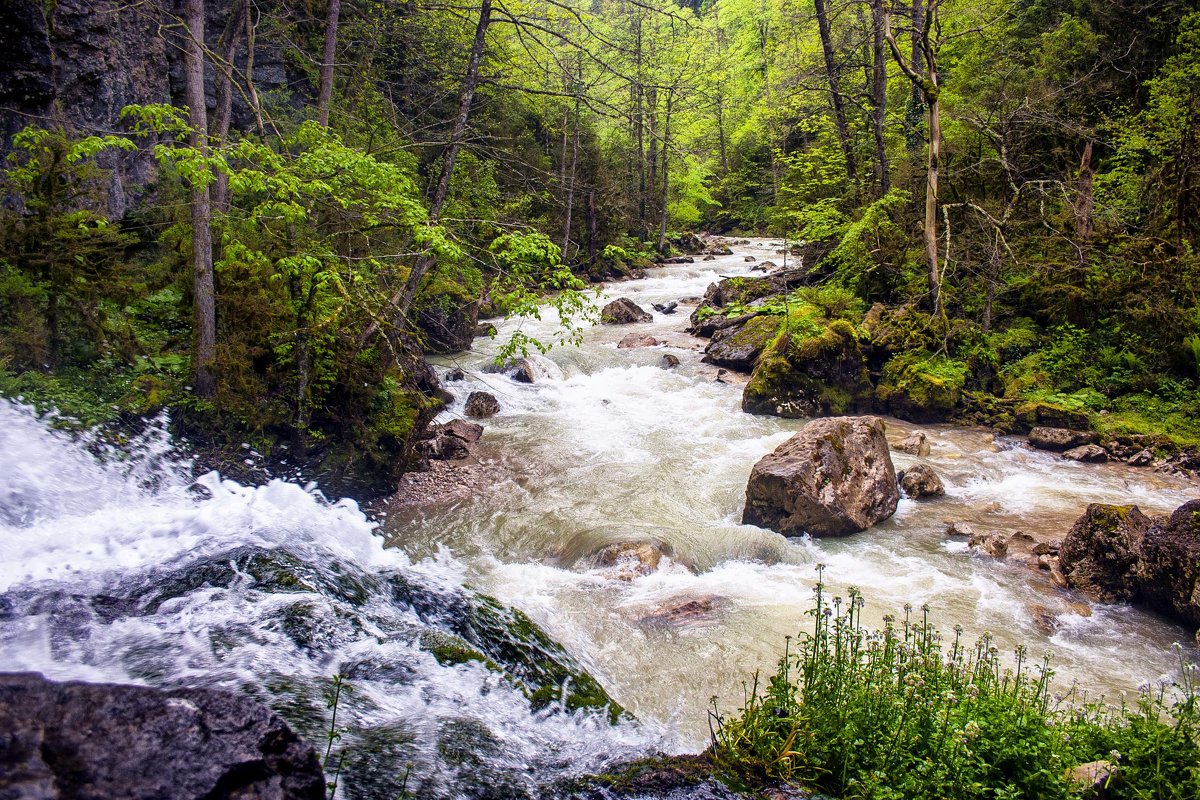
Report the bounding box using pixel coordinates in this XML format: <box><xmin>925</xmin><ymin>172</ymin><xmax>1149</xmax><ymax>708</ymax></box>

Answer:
<box><xmin>710</xmin><ymin>572</ymin><xmax>1200</xmax><ymax>800</ymax></box>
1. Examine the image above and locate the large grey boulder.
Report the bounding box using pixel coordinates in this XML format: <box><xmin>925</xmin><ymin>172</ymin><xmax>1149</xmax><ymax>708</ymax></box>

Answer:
<box><xmin>742</xmin><ymin>416</ymin><xmax>899</xmax><ymax>536</ymax></box>
<box><xmin>0</xmin><ymin>672</ymin><xmax>324</xmax><ymax>799</ymax></box>
<box><xmin>1138</xmin><ymin>499</ymin><xmax>1200</xmax><ymax>626</ymax></box>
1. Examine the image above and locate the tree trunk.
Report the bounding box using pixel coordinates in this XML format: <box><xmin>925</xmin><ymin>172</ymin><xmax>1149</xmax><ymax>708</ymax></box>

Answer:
<box><xmin>1075</xmin><ymin>140</ymin><xmax>1095</xmax><ymax>242</ymax></box>
<box><xmin>359</xmin><ymin>0</ymin><xmax>492</xmax><ymax>345</ymax></box>
<box><xmin>245</xmin><ymin>7</ymin><xmax>265</xmax><ymax>135</ymax></box>
<box><xmin>814</xmin><ymin>0</ymin><xmax>857</xmax><ymax>181</ymax></box>
<box><xmin>562</xmin><ymin>72</ymin><xmax>580</xmax><ymax>262</ymax></box>
<box><xmin>647</xmin><ymin>84</ymin><xmax>658</xmax><ymax>233</ymax></box>
<box><xmin>317</xmin><ymin>0</ymin><xmax>342</xmax><ymax>127</ymax></box>
<box><xmin>869</xmin><ymin>0</ymin><xmax>890</xmax><ymax>194</ymax></box>
<box><xmin>586</xmin><ymin>188</ymin><xmax>598</xmax><ymax>269</ymax></box>
<box><xmin>183</xmin><ymin>0</ymin><xmax>217</xmax><ymax>398</ymax></box>
<box><xmin>212</xmin><ymin>0</ymin><xmax>245</xmax><ymax>213</ymax></box>
<box><xmin>657</xmin><ymin>90</ymin><xmax>672</xmax><ymax>253</ymax></box>
<box><xmin>905</xmin><ymin>0</ymin><xmax>925</xmax><ymax>150</ymax></box>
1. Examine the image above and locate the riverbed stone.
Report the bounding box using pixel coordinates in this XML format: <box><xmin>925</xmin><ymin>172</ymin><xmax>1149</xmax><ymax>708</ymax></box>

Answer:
<box><xmin>618</xmin><ymin>332</ymin><xmax>660</xmax><ymax>349</ymax></box>
<box><xmin>0</xmin><ymin>672</ymin><xmax>325</xmax><ymax>800</ymax></box>
<box><xmin>1064</xmin><ymin>443</ymin><xmax>1108</xmax><ymax>463</ymax></box>
<box><xmin>588</xmin><ymin>541</ymin><xmax>671</xmax><ymax>581</ymax></box>
<box><xmin>601</xmin><ymin>297</ymin><xmax>652</xmax><ymax>324</ymax></box>
<box><xmin>465</xmin><ymin>391</ymin><xmax>500</xmax><ymax>418</ymax></box>
<box><xmin>742</xmin><ymin>416</ymin><xmax>899</xmax><ymax>536</ymax></box>
<box><xmin>898</xmin><ymin>431</ymin><xmax>931</xmax><ymax>456</ymax></box>
<box><xmin>483</xmin><ymin>357</ymin><xmax>538</xmax><ymax>383</ymax></box>
<box><xmin>1028</xmin><ymin>427</ymin><xmax>1098</xmax><ymax>452</ymax></box>
<box><xmin>1059</xmin><ymin>504</ymin><xmax>1153</xmax><ymax>603</ymax></box>
<box><xmin>899</xmin><ymin>464</ymin><xmax>945</xmax><ymax>499</ymax></box>
<box><xmin>443</xmin><ymin>419</ymin><xmax>484</xmax><ymax>443</ymax></box>
<box><xmin>969</xmin><ymin>532</ymin><xmax>1009</xmax><ymax>559</ymax></box>
<box><xmin>661</xmin><ymin>354</ymin><xmax>681</xmax><ymax>368</ymax></box>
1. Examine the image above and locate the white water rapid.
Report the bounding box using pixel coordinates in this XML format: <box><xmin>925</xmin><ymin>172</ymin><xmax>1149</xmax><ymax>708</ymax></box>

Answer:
<box><xmin>1</xmin><ymin>240</ymin><xmax>1197</xmax><ymax>799</ymax></box>
<box><xmin>387</xmin><ymin>239</ymin><xmax>1199</xmax><ymax>750</ymax></box>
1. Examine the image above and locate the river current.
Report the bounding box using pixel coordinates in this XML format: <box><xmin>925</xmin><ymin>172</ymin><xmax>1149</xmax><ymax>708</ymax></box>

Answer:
<box><xmin>0</xmin><ymin>239</ymin><xmax>1196</xmax><ymax>796</ymax></box>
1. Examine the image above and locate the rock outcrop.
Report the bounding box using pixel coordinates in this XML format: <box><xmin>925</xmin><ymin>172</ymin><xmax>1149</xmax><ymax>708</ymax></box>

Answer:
<box><xmin>742</xmin><ymin>416</ymin><xmax>899</xmax><ymax>536</ymax></box>
<box><xmin>1059</xmin><ymin>504</ymin><xmax>1152</xmax><ymax>603</ymax></box>
<box><xmin>1138</xmin><ymin>499</ymin><xmax>1200</xmax><ymax>627</ymax></box>
<box><xmin>416</xmin><ymin>298</ymin><xmax>479</xmax><ymax>354</ymax></box>
<box><xmin>601</xmin><ymin>298</ymin><xmax>652</xmax><ymax>324</ymax></box>
<box><xmin>702</xmin><ymin>315</ymin><xmax>779</xmax><ymax>371</ymax></box>
<box><xmin>0</xmin><ymin>672</ymin><xmax>325</xmax><ymax>800</ymax></box>
<box><xmin>741</xmin><ymin>320</ymin><xmax>873</xmax><ymax>418</ymax></box>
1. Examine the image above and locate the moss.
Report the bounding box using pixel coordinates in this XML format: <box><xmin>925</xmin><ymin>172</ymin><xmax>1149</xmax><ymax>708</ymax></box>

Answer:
<box><xmin>743</xmin><ymin>320</ymin><xmax>872</xmax><ymax>418</ymax></box>
<box><xmin>876</xmin><ymin>351</ymin><xmax>968</xmax><ymax>423</ymax></box>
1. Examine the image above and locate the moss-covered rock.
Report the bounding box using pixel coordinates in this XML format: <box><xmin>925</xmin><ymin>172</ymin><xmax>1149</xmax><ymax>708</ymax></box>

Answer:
<box><xmin>875</xmin><ymin>352</ymin><xmax>967</xmax><ymax>423</ymax></box>
<box><xmin>742</xmin><ymin>319</ymin><xmax>873</xmax><ymax>418</ymax></box>
<box><xmin>703</xmin><ymin>314</ymin><xmax>781</xmax><ymax>372</ymax></box>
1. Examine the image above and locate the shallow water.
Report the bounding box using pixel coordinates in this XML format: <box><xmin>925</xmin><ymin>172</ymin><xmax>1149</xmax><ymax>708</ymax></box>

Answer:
<box><xmin>384</xmin><ymin>239</ymin><xmax>1200</xmax><ymax>750</ymax></box>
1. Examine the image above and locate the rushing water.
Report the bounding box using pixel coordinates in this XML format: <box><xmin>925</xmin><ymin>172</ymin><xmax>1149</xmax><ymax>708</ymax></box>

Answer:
<box><xmin>0</xmin><ymin>239</ymin><xmax>1197</xmax><ymax>796</ymax></box>
<box><xmin>385</xmin><ymin>239</ymin><xmax>1200</xmax><ymax>750</ymax></box>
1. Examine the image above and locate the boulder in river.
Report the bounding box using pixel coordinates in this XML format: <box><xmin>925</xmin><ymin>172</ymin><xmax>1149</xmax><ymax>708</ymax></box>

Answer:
<box><xmin>618</xmin><ymin>332</ymin><xmax>660</xmax><ymax>349</ymax></box>
<box><xmin>661</xmin><ymin>354</ymin><xmax>681</xmax><ymax>368</ymax></box>
<box><xmin>899</xmin><ymin>464</ymin><xmax>945</xmax><ymax>499</ymax></box>
<box><xmin>465</xmin><ymin>391</ymin><xmax>500</xmax><ymax>418</ymax></box>
<box><xmin>483</xmin><ymin>357</ymin><xmax>538</xmax><ymax>383</ymax></box>
<box><xmin>1059</xmin><ymin>504</ymin><xmax>1152</xmax><ymax>603</ymax></box>
<box><xmin>588</xmin><ymin>540</ymin><xmax>673</xmax><ymax>581</ymax></box>
<box><xmin>702</xmin><ymin>314</ymin><xmax>779</xmax><ymax>372</ymax></box>
<box><xmin>652</xmin><ymin>301</ymin><xmax>678</xmax><ymax>314</ymax></box>
<box><xmin>1028</xmin><ymin>427</ymin><xmax>1099</xmax><ymax>452</ymax></box>
<box><xmin>443</xmin><ymin>419</ymin><xmax>484</xmax><ymax>443</ymax></box>
<box><xmin>742</xmin><ymin>416</ymin><xmax>899</xmax><ymax>536</ymax></box>
<box><xmin>601</xmin><ymin>297</ymin><xmax>652</xmax><ymax>324</ymax></box>
<box><xmin>0</xmin><ymin>672</ymin><xmax>325</xmax><ymax>800</ymax></box>
<box><xmin>1138</xmin><ymin>499</ymin><xmax>1200</xmax><ymax>627</ymax></box>
<box><xmin>1064</xmin><ymin>444</ymin><xmax>1108</xmax><ymax>463</ymax></box>
<box><xmin>898</xmin><ymin>431</ymin><xmax>931</xmax><ymax>456</ymax></box>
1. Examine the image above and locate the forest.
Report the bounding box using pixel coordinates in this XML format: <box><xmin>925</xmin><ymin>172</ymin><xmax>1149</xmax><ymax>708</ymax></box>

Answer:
<box><xmin>2</xmin><ymin>0</ymin><xmax>1199</xmax><ymax>491</ymax></box>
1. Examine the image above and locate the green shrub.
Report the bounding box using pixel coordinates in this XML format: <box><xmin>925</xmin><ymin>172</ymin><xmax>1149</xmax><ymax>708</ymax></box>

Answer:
<box><xmin>711</xmin><ymin>576</ymin><xmax>1200</xmax><ymax>800</ymax></box>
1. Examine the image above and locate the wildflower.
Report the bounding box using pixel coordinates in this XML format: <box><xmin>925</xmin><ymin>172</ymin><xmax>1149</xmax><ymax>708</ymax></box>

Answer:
<box><xmin>1109</xmin><ymin>750</ymin><xmax>1122</xmax><ymax>762</ymax></box>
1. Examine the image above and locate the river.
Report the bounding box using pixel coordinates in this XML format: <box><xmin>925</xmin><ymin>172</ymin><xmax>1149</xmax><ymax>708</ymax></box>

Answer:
<box><xmin>0</xmin><ymin>239</ymin><xmax>1196</xmax><ymax>796</ymax></box>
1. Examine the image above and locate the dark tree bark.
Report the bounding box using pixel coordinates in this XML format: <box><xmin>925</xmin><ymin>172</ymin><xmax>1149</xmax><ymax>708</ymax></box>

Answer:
<box><xmin>1076</xmin><ymin>140</ymin><xmax>1095</xmax><ymax>242</ymax></box>
<box><xmin>183</xmin><ymin>0</ymin><xmax>217</xmax><ymax>397</ymax></box>
<box><xmin>869</xmin><ymin>0</ymin><xmax>890</xmax><ymax>194</ymax></box>
<box><xmin>244</xmin><ymin>7</ymin><xmax>265</xmax><ymax>135</ymax></box>
<box><xmin>657</xmin><ymin>89</ymin><xmax>673</xmax><ymax>253</ymax></box>
<box><xmin>814</xmin><ymin>0</ymin><xmax>857</xmax><ymax>181</ymax></box>
<box><xmin>212</xmin><ymin>0</ymin><xmax>246</xmax><ymax>213</ymax></box>
<box><xmin>317</xmin><ymin>0</ymin><xmax>342</xmax><ymax>127</ymax></box>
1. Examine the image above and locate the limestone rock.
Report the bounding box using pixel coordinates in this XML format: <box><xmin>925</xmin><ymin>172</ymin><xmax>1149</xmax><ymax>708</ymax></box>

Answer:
<box><xmin>465</xmin><ymin>391</ymin><xmax>500</xmax><ymax>418</ymax></box>
<box><xmin>1028</xmin><ymin>427</ymin><xmax>1099</xmax><ymax>452</ymax></box>
<box><xmin>1059</xmin><ymin>504</ymin><xmax>1153</xmax><ymax>603</ymax></box>
<box><xmin>899</xmin><ymin>431</ymin><xmax>931</xmax><ymax>456</ymax></box>
<box><xmin>899</xmin><ymin>464</ymin><xmax>945</xmax><ymax>499</ymax></box>
<box><xmin>0</xmin><ymin>672</ymin><xmax>324</xmax><ymax>800</ymax></box>
<box><xmin>1064</xmin><ymin>444</ymin><xmax>1108</xmax><ymax>463</ymax></box>
<box><xmin>742</xmin><ymin>416</ymin><xmax>899</xmax><ymax>537</ymax></box>
<box><xmin>618</xmin><ymin>332</ymin><xmax>660</xmax><ymax>349</ymax></box>
<box><xmin>601</xmin><ymin>297</ymin><xmax>652</xmax><ymax>324</ymax></box>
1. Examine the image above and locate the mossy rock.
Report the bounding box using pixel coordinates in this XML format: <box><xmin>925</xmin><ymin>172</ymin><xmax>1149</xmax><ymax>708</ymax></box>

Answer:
<box><xmin>742</xmin><ymin>320</ymin><xmax>873</xmax><ymax>418</ymax></box>
<box><xmin>1012</xmin><ymin>400</ymin><xmax>1091</xmax><ymax>433</ymax></box>
<box><xmin>562</xmin><ymin>755</ymin><xmax>743</xmax><ymax>799</ymax></box>
<box><xmin>388</xmin><ymin>575</ymin><xmax>626</xmax><ymax>723</ymax></box>
<box><xmin>862</xmin><ymin>304</ymin><xmax>937</xmax><ymax>355</ymax></box>
<box><xmin>953</xmin><ymin>391</ymin><xmax>1017</xmax><ymax>432</ymax></box>
<box><xmin>876</xmin><ymin>352</ymin><xmax>967</xmax><ymax>423</ymax></box>
<box><xmin>704</xmin><ymin>314</ymin><xmax>782</xmax><ymax>371</ymax></box>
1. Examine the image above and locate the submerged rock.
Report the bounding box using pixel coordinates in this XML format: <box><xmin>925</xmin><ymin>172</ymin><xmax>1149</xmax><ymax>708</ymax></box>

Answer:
<box><xmin>0</xmin><ymin>672</ymin><xmax>324</xmax><ymax>800</ymax></box>
<box><xmin>587</xmin><ymin>540</ymin><xmax>672</xmax><ymax>581</ymax></box>
<box><xmin>601</xmin><ymin>297</ymin><xmax>652</xmax><ymax>324</ymax></box>
<box><xmin>661</xmin><ymin>354</ymin><xmax>681</xmax><ymax>368</ymax></box>
<box><xmin>483</xmin><ymin>356</ymin><xmax>538</xmax><ymax>383</ymax></box>
<box><xmin>618</xmin><ymin>332</ymin><xmax>660</xmax><ymax>349</ymax></box>
<box><xmin>899</xmin><ymin>464</ymin><xmax>945</xmax><ymax>499</ymax></box>
<box><xmin>652</xmin><ymin>301</ymin><xmax>679</xmax><ymax>314</ymax></box>
<box><xmin>742</xmin><ymin>416</ymin><xmax>899</xmax><ymax>536</ymax></box>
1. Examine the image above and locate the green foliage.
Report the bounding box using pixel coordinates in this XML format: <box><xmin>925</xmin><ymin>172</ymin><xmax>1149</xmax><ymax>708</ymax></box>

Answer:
<box><xmin>712</xmin><ymin>578</ymin><xmax>1200</xmax><ymax>800</ymax></box>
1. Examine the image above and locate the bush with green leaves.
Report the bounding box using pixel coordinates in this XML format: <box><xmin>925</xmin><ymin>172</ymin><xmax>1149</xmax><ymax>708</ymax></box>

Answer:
<box><xmin>711</xmin><ymin>574</ymin><xmax>1200</xmax><ymax>800</ymax></box>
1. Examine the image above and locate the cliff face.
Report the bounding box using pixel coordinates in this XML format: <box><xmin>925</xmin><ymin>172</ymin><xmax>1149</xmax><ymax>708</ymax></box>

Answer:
<box><xmin>0</xmin><ymin>0</ymin><xmax>296</xmax><ymax>215</ymax></box>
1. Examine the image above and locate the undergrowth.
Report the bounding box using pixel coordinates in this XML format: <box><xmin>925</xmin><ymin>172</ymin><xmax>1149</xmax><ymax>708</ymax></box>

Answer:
<box><xmin>710</xmin><ymin>571</ymin><xmax>1200</xmax><ymax>799</ymax></box>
